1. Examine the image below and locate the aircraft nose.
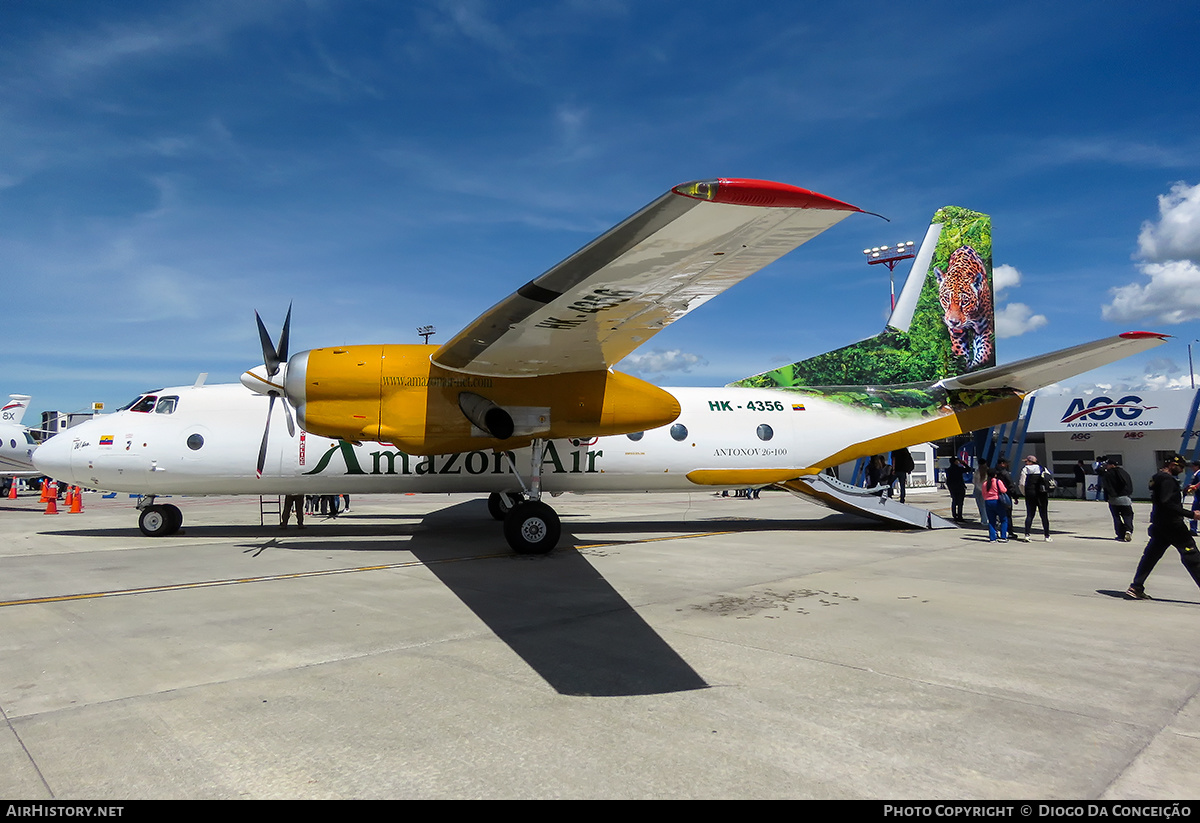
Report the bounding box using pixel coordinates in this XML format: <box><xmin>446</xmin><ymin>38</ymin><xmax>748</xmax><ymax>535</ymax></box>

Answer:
<box><xmin>32</xmin><ymin>430</ymin><xmax>75</xmax><ymax>481</ymax></box>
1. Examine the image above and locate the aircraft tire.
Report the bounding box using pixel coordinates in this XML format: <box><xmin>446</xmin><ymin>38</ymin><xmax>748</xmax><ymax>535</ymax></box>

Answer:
<box><xmin>487</xmin><ymin>492</ymin><xmax>522</xmax><ymax>521</ymax></box>
<box><xmin>163</xmin><ymin>504</ymin><xmax>183</xmax><ymax>535</ymax></box>
<box><xmin>139</xmin><ymin>505</ymin><xmax>176</xmax><ymax>537</ymax></box>
<box><xmin>503</xmin><ymin>501</ymin><xmax>561</xmax><ymax>555</ymax></box>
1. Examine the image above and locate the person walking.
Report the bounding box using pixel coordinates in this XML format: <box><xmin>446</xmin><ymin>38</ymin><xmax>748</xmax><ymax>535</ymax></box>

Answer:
<box><xmin>1124</xmin><ymin>455</ymin><xmax>1200</xmax><ymax>600</ymax></box>
<box><xmin>945</xmin><ymin>456</ymin><xmax>970</xmax><ymax>522</ymax></box>
<box><xmin>1093</xmin><ymin>458</ymin><xmax>1107</xmax><ymax>501</ymax></box>
<box><xmin>890</xmin><ymin>447</ymin><xmax>915</xmax><ymax>503</ymax></box>
<box><xmin>281</xmin><ymin>494</ymin><xmax>306</xmax><ymax>529</ymax></box>
<box><xmin>995</xmin><ymin>457</ymin><xmax>1016</xmax><ymax>540</ymax></box>
<box><xmin>1074</xmin><ymin>460</ymin><xmax>1087</xmax><ymax>500</ymax></box>
<box><xmin>1017</xmin><ymin>455</ymin><xmax>1053</xmax><ymax>542</ymax></box>
<box><xmin>1101</xmin><ymin>458</ymin><xmax>1134</xmax><ymax>542</ymax></box>
<box><xmin>981</xmin><ymin>466</ymin><xmax>1010</xmax><ymax>543</ymax></box>
<box><xmin>973</xmin><ymin>459</ymin><xmax>989</xmax><ymax>522</ymax></box>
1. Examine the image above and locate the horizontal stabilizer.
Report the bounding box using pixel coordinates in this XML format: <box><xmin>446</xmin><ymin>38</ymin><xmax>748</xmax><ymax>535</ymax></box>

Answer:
<box><xmin>938</xmin><ymin>332</ymin><xmax>1168</xmax><ymax>394</ymax></box>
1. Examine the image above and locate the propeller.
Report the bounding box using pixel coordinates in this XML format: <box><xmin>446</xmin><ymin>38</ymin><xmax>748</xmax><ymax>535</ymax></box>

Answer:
<box><xmin>246</xmin><ymin>304</ymin><xmax>297</xmax><ymax>478</ymax></box>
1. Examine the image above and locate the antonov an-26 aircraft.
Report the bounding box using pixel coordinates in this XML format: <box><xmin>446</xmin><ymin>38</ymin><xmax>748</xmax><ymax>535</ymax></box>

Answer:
<box><xmin>34</xmin><ymin>179</ymin><xmax>1165</xmax><ymax>551</ymax></box>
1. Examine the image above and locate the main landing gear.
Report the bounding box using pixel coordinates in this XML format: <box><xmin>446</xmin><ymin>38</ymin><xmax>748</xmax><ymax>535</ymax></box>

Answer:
<box><xmin>488</xmin><ymin>438</ymin><xmax>562</xmax><ymax>555</ymax></box>
<box><xmin>137</xmin><ymin>496</ymin><xmax>183</xmax><ymax>536</ymax></box>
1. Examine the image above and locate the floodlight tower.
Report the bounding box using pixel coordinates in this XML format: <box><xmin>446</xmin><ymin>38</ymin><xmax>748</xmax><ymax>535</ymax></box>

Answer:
<box><xmin>418</xmin><ymin>325</ymin><xmax>436</xmax><ymax>344</ymax></box>
<box><xmin>863</xmin><ymin>241</ymin><xmax>916</xmax><ymax>312</ymax></box>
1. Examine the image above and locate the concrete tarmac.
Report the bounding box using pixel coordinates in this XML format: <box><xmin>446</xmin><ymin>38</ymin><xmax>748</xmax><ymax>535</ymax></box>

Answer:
<box><xmin>0</xmin><ymin>487</ymin><xmax>1197</xmax><ymax>799</ymax></box>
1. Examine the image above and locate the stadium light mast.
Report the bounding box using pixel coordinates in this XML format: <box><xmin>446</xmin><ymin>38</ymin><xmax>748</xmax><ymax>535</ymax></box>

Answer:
<box><xmin>863</xmin><ymin>241</ymin><xmax>916</xmax><ymax>312</ymax></box>
<box><xmin>418</xmin><ymin>325</ymin><xmax>436</xmax><ymax>344</ymax></box>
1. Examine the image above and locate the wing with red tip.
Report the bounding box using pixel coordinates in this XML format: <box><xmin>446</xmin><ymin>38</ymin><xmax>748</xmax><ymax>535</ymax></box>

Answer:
<box><xmin>432</xmin><ymin>179</ymin><xmax>863</xmax><ymax>377</ymax></box>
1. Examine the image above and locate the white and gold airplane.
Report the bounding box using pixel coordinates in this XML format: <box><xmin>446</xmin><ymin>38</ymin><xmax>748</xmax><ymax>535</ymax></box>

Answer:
<box><xmin>33</xmin><ymin>179</ymin><xmax>1165</xmax><ymax>549</ymax></box>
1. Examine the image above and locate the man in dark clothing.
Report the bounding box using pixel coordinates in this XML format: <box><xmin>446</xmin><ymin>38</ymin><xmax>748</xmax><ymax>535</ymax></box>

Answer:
<box><xmin>890</xmin><ymin>447</ymin><xmax>915</xmax><ymax>503</ymax></box>
<box><xmin>1101</xmin><ymin>459</ymin><xmax>1134</xmax><ymax>542</ymax></box>
<box><xmin>1074</xmin><ymin>460</ymin><xmax>1087</xmax><ymax>499</ymax></box>
<box><xmin>1125</xmin><ymin>455</ymin><xmax>1200</xmax><ymax>600</ymax></box>
<box><xmin>945</xmin><ymin>457</ymin><xmax>970</xmax><ymax>522</ymax></box>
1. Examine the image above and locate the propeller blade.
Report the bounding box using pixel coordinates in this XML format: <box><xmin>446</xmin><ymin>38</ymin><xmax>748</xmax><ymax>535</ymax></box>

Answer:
<box><xmin>256</xmin><ymin>395</ymin><xmax>276</xmax><ymax>478</ymax></box>
<box><xmin>281</xmin><ymin>392</ymin><xmax>296</xmax><ymax>437</ymax></box>
<box><xmin>255</xmin><ymin>311</ymin><xmax>280</xmax><ymax>377</ymax></box>
<box><xmin>277</xmin><ymin>303</ymin><xmax>292</xmax><ymax>365</ymax></box>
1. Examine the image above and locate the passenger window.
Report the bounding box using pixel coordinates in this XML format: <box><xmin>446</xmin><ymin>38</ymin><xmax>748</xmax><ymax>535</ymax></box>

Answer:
<box><xmin>130</xmin><ymin>396</ymin><xmax>158</xmax><ymax>413</ymax></box>
<box><xmin>155</xmin><ymin>396</ymin><xmax>179</xmax><ymax>414</ymax></box>
<box><xmin>670</xmin><ymin>423</ymin><xmax>688</xmax><ymax>442</ymax></box>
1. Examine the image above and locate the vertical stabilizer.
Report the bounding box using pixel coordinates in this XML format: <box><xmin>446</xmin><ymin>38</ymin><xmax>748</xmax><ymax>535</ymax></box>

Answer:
<box><xmin>732</xmin><ymin>206</ymin><xmax>995</xmax><ymax>388</ymax></box>
<box><xmin>2</xmin><ymin>395</ymin><xmax>31</xmax><ymax>426</ymax></box>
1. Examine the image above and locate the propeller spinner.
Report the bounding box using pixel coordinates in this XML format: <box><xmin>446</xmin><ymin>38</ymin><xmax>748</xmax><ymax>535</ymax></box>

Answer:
<box><xmin>241</xmin><ymin>305</ymin><xmax>297</xmax><ymax>477</ymax></box>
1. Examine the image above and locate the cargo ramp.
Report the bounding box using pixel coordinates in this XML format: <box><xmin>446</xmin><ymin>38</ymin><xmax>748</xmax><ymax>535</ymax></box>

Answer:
<box><xmin>780</xmin><ymin>473</ymin><xmax>956</xmax><ymax>530</ymax></box>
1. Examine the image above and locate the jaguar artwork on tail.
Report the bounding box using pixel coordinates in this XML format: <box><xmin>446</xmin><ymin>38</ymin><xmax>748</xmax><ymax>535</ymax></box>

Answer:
<box><xmin>935</xmin><ymin>245</ymin><xmax>994</xmax><ymax>370</ymax></box>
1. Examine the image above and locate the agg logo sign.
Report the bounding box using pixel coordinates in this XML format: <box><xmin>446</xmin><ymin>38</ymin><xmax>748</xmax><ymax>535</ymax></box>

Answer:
<box><xmin>1060</xmin><ymin>395</ymin><xmax>1158</xmax><ymax>429</ymax></box>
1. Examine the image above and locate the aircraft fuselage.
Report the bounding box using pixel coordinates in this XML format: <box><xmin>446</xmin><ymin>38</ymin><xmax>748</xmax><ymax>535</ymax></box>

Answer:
<box><xmin>34</xmin><ymin>382</ymin><xmax>1017</xmax><ymax>496</ymax></box>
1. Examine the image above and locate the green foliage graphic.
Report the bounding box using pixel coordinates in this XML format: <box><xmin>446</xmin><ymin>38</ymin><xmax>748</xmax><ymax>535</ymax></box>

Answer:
<box><xmin>731</xmin><ymin>206</ymin><xmax>995</xmax><ymax>418</ymax></box>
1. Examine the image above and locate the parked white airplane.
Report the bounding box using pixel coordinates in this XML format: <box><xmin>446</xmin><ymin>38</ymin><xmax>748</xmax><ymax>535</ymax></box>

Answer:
<box><xmin>0</xmin><ymin>395</ymin><xmax>39</xmax><ymax>475</ymax></box>
<box><xmin>33</xmin><ymin>180</ymin><xmax>1165</xmax><ymax>549</ymax></box>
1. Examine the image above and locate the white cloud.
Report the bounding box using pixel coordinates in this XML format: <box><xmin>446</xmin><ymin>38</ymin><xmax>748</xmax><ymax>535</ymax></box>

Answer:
<box><xmin>995</xmin><ymin>302</ymin><xmax>1048</xmax><ymax>338</ymax></box>
<box><xmin>1101</xmin><ymin>259</ymin><xmax>1200</xmax><ymax>325</ymax></box>
<box><xmin>993</xmin><ymin>263</ymin><xmax>1022</xmax><ymax>293</ymax></box>
<box><xmin>990</xmin><ymin>263</ymin><xmax>1047</xmax><ymax>338</ymax></box>
<box><xmin>1137</xmin><ymin>181</ymin><xmax>1200</xmax><ymax>264</ymax></box>
<box><xmin>1102</xmin><ymin>183</ymin><xmax>1200</xmax><ymax>325</ymax></box>
<box><xmin>621</xmin><ymin>349</ymin><xmax>707</xmax><ymax>374</ymax></box>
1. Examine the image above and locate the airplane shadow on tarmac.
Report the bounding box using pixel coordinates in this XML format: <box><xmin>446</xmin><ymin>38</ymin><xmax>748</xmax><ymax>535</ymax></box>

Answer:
<box><xmin>404</xmin><ymin>499</ymin><xmax>710</xmax><ymax>697</ymax></box>
<box><xmin>41</xmin><ymin>498</ymin><xmax>891</xmax><ymax>697</ymax></box>
<box><xmin>400</xmin><ymin>500</ymin><xmax>891</xmax><ymax>696</ymax></box>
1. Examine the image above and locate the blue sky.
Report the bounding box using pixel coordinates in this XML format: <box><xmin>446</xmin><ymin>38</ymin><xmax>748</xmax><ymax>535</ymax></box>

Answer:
<box><xmin>2</xmin><ymin>0</ymin><xmax>1198</xmax><ymax>417</ymax></box>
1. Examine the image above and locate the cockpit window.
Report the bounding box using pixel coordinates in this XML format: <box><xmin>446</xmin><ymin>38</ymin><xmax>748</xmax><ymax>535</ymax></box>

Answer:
<box><xmin>117</xmin><ymin>389</ymin><xmax>166</xmax><ymax>412</ymax></box>
<box><xmin>130</xmin><ymin>395</ymin><xmax>158</xmax><ymax>413</ymax></box>
<box><xmin>155</xmin><ymin>396</ymin><xmax>179</xmax><ymax>414</ymax></box>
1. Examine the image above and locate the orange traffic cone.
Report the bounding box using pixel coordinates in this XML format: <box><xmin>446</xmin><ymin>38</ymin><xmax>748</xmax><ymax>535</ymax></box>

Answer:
<box><xmin>44</xmin><ymin>489</ymin><xmax>59</xmax><ymax>515</ymax></box>
<box><xmin>7</xmin><ymin>480</ymin><xmax>16</xmax><ymax>499</ymax></box>
<box><xmin>39</xmin><ymin>480</ymin><xmax>51</xmax><ymax>503</ymax></box>
<box><xmin>68</xmin><ymin>486</ymin><xmax>83</xmax><ymax>514</ymax></box>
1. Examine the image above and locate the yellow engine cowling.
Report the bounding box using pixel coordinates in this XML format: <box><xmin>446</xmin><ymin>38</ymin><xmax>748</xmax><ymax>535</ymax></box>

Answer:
<box><xmin>287</xmin><ymin>344</ymin><xmax>681</xmax><ymax>455</ymax></box>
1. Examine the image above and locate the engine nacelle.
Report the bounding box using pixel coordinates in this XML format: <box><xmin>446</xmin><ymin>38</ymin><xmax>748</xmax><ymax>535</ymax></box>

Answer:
<box><xmin>283</xmin><ymin>344</ymin><xmax>680</xmax><ymax>455</ymax></box>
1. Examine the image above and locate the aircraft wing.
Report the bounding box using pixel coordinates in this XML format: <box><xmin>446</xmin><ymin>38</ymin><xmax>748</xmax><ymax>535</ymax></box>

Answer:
<box><xmin>937</xmin><ymin>332</ymin><xmax>1168</xmax><ymax>393</ymax></box>
<box><xmin>432</xmin><ymin>179</ymin><xmax>863</xmax><ymax>377</ymax></box>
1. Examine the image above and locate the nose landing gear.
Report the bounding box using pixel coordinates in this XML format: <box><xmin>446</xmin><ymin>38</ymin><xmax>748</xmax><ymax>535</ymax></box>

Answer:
<box><xmin>137</xmin><ymin>496</ymin><xmax>183</xmax><ymax>536</ymax></box>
